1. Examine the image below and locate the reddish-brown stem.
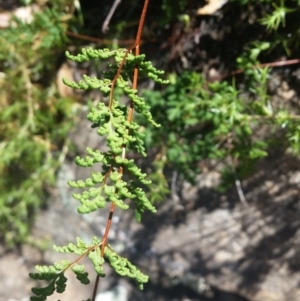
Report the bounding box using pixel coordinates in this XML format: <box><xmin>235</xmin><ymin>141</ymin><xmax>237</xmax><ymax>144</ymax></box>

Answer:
<box><xmin>92</xmin><ymin>271</ymin><xmax>101</xmax><ymax>301</ymax></box>
<box><xmin>101</xmin><ymin>0</ymin><xmax>150</xmax><ymax>253</ymax></box>
<box><xmin>100</xmin><ymin>202</ymin><xmax>116</xmax><ymax>257</ymax></box>
<box><xmin>92</xmin><ymin>1</ymin><xmax>150</xmax><ymax>300</ymax></box>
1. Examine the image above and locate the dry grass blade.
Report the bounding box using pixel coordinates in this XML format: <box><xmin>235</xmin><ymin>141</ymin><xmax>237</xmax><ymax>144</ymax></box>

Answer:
<box><xmin>197</xmin><ymin>0</ymin><xmax>228</xmax><ymax>15</ymax></box>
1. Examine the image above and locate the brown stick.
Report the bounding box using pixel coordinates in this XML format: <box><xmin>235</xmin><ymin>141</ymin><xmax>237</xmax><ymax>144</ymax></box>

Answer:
<box><xmin>66</xmin><ymin>30</ymin><xmax>142</xmax><ymax>45</ymax></box>
<box><xmin>211</xmin><ymin>59</ymin><xmax>300</xmax><ymax>82</ymax></box>
<box><xmin>102</xmin><ymin>0</ymin><xmax>122</xmax><ymax>33</ymax></box>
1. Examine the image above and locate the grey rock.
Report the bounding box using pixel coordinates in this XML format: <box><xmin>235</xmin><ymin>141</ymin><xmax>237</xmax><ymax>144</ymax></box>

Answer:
<box><xmin>96</xmin><ymin>285</ymin><xmax>128</xmax><ymax>301</ymax></box>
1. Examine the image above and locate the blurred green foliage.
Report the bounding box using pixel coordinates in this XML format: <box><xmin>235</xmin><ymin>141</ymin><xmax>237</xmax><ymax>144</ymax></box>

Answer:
<box><xmin>138</xmin><ymin>0</ymin><xmax>300</xmax><ymax>198</ymax></box>
<box><xmin>140</xmin><ymin>71</ymin><xmax>268</xmax><ymax>182</ymax></box>
<box><xmin>0</xmin><ymin>2</ymin><xmax>77</xmax><ymax>247</ymax></box>
<box><xmin>161</xmin><ymin>0</ymin><xmax>187</xmax><ymax>25</ymax></box>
